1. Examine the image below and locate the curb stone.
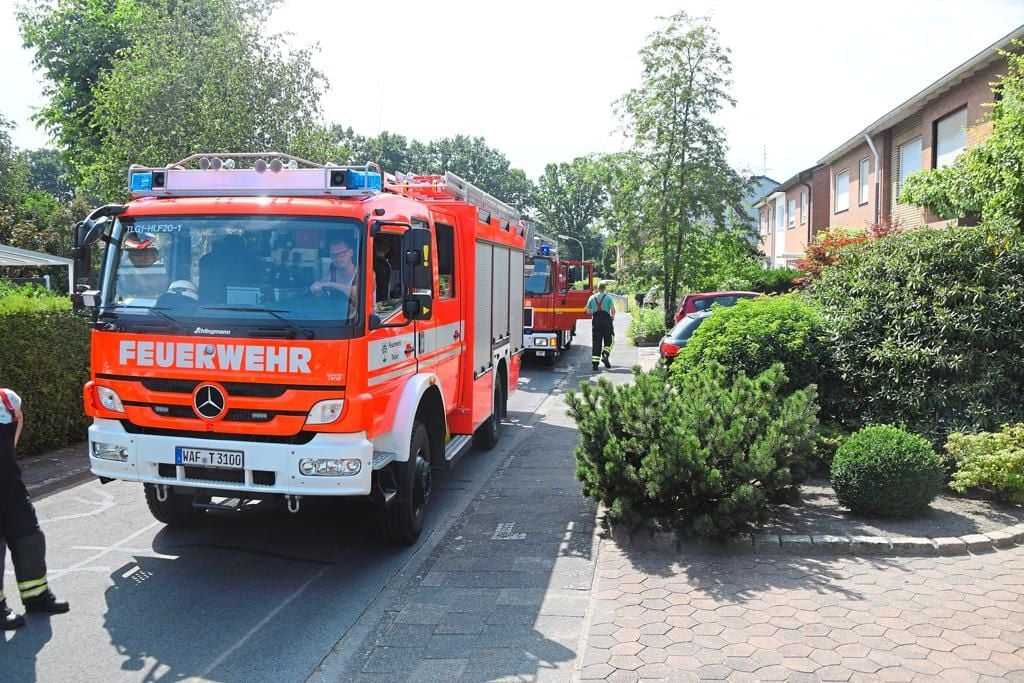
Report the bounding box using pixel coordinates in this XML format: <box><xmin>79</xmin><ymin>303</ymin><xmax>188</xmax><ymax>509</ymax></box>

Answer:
<box><xmin>609</xmin><ymin>523</ymin><xmax>1024</xmax><ymax>558</ymax></box>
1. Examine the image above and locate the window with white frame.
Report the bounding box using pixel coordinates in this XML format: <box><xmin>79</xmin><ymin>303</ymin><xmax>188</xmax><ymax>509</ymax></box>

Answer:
<box><xmin>935</xmin><ymin>107</ymin><xmax>967</xmax><ymax>168</ymax></box>
<box><xmin>859</xmin><ymin>158</ymin><xmax>870</xmax><ymax>205</ymax></box>
<box><xmin>788</xmin><ymin>198</ymin><xmax>796</xmax><ymax>228</ymax></box>
<box><xmin>834</xmin><ymin>170</ymin><xmax>850</xmax><ymax>213</ymax></box>
<box><xmin>800</xmin><ymin>192</ymin><xmax>808</xmax><ymax>225</ymax></box>
<box><xmin>760</xmin><ymin>210</ymin><xmax>768</xmax><ymax>235</ymax></box>
<box><xmin>899</xmin><ymin>136</ymin><xmax>923</xmax><ymax>185</ymax></box>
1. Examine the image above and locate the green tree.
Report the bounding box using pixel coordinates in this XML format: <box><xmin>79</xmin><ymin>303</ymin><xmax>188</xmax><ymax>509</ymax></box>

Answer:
<box><xmin>25</xmin><ymin>149</ymin><xmax>74</xmax><ymax>202</ymax></box>
<box><xmin>534</xmin><ymin>156</ymin><xmax>607</xmax><ymax>265</ymax></box>
<box><xmin>61</xmin><ymin>0</ymin><xmax>328</xmax><ymax>199</ymax></box>
<box><xmin>19</xmin><ymin>0</ymin><xmax>145</xmax><ymax>179</ymax></box>
<box><xmin>419</xmin><ymin>135</ymin><xmax>535</xmax><ymax>213</ymax></box>
<box><xmin>613</xmin><ymin>12</ymin><xmax>746</xmax><ymax>325</ymax></box>
<box><xmin>0</xmin><ymin>116</ymin><xmax>29</xmax><ymax>209</ymax></box>
<box><xmin>900</xmin><ymin>44</ymin><xmax>1024</xmax><ymax>228</ymax></box>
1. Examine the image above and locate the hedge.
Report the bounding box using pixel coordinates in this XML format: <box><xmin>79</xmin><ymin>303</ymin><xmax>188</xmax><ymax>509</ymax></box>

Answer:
<box><xmin>0</xmin><ymin>285</ymin><xmax>90</xmax><ymax>456</ymax></box>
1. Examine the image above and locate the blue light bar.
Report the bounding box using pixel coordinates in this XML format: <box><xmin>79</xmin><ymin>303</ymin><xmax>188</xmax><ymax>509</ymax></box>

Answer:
<box><xmin>130</xmin><ymin>172</ymin><xmax>153</xmax><ymax>192</ymax></box>
<box><xmin>539</xmin><ymin>244</ymin><xmax>551</xmax><ymax>256</ymax></box>
<box><xmin>346</xmin><ymin>170</ymin><xmax>382</xmax><ymax>191</ymax></box>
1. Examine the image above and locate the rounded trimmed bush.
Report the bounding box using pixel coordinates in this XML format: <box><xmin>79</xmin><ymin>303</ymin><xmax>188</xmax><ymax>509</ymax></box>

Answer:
<box><xmin>830</xmin><ymin>425</ymin><xmax>944</xmax><ymax>516</ymax></box>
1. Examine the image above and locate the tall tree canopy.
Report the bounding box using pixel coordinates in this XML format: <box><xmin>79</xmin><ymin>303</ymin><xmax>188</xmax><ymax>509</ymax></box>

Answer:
<box><xmin>533</xmin><ymin>157</ymin><xmax>607</xmax><ymax>266</ymax></box>
<box><xmin>612</xmin><ymin>12</ymin><xmax>746</xmax><ymax>322</ymax></box>
<box><xmin>22</xmin><ymin>0</ymin><xmax>331</xmax><ymax>200</ymax></box>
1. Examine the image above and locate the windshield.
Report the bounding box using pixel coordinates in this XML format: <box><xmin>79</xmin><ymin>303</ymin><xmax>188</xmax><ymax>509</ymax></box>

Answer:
<box><xmin>524</xmin><ymin>256</ymin><xmax>552</xmax><ymax>295</ymax></box>
<box><xmin>668</xmin><ymin>314</ymin><xmax>709</xmax><ymax>342</ymax></box>
<box><xmin>103</xmin><ymin>215</ymin><xmax>381</xmax><ymax>328</ymax></box>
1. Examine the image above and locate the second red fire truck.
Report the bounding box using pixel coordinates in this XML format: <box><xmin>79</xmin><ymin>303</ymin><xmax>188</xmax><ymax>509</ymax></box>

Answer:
<box><xmin>521</xmin><ymin>223</ymin><xmax>594</xmax><ymax>365</ymax></box>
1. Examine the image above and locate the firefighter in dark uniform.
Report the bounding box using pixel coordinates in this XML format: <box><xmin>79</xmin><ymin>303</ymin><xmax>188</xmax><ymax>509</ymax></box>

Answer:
<box><xmin>586</xmin><ymin>281</ymin><xmax>616</xmax><ymax>371</ymax></box>
<box><xmin>1</xmin><ymin>387</ymin><xmax>70</xmax><ymax>629</ymax></box>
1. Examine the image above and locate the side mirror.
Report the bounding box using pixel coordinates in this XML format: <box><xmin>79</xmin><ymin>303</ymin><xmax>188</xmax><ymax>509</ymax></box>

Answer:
<box><xmin>403</xmin><ymin>292</ymin><xmax>432</xmax><ymax>321</ymax></box>
<box><xmin>403</xmin><ymin>227</ymin><xmax>433</xmax><ymax>292</ymax></box>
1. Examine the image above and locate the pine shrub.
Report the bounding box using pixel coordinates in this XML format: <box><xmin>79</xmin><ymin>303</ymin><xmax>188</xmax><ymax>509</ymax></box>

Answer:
<box><xmin>830</xmin><ymin>425</ymin><xmax>945</xmax><ymax>516</ymax></box>
<box><xmin>566</xmin><ymin>362</ymin><xmax>818</xmax><ymax>539</ymax></box>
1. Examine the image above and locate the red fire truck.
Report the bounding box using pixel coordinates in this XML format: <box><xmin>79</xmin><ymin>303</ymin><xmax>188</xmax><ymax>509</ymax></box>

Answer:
<box><xmin>521</xmin><ymin>224</ymin><xmax>594</xmax><ymax>365</ymax></box>
<box><xmin>73</xmin><ymin>153</ymin><xmax>526</xmax><ymax>544</ymax></box>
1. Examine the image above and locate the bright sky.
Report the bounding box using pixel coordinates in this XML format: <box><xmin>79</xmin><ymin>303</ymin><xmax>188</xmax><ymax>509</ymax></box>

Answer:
<box><xmin>2</xmin><ymin>0</ymin><xmax>1023</xmax><ymax>183</ymax></box>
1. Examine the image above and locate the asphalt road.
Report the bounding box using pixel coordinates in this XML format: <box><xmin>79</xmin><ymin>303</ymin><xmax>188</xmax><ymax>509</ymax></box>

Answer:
<box><xmin>0</xmin><ymin>325</ymin><xmax>593</xmax><ymax>682</ymax></box>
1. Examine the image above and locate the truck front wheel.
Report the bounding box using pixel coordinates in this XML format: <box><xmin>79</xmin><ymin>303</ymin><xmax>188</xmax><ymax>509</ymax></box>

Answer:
<box><xmin>384</xmin><ymin>421</ymin><xmax>432</xmax><ymax>545</ymax></box>
<box><xmin>144</xmin><ymin>484</ymin><xmax>203</xmax><ymax>526</ymax></box>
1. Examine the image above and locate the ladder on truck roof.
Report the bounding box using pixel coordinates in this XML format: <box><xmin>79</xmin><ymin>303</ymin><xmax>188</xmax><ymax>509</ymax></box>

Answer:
<box><xmin>391</xmin><ymin>171</ymin><xmax>522</xmax><ymax>231</ymax></box>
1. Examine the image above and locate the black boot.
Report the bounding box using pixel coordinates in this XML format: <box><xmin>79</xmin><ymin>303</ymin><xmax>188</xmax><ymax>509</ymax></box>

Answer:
<box><xmin>592</xmin><ymin>362</ymin><xmax>599</xmax><ymax>371</ymax></box>
<box><xmin>603</xmin><ymin>356</ymin><xmax>611</xmax><ymax>369</ymax></box>
<box><xmin>23</xmin><ymin>590</ymin><xmax>70</xmax><ymax>614</ymax></box>
<box><xmin>1</xmin><ymin>600</ymin><xmax>25</xmax><ymax>630</ymax></box>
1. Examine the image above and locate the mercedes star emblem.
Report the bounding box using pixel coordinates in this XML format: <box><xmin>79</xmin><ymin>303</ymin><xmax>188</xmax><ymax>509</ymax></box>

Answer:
<box><xmin>194</xmin><ymin>384</ymin><xmax>226</xmax><ymax>420</ymax></box>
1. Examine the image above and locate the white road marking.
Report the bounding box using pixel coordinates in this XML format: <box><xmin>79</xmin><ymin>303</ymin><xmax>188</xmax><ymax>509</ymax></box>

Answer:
<box><xmin>48</xmin><ymin>522</ymin><xmax>161</xmax><ymax>581</ymax></box>
<box><xmin>197</xmin><ymin>566</ymin><xmax>328</xmax><ymax>679</ymax></box>
<box><xmin>71</xmin><ymin>545</ymin><xmax>179</xmax><ymax>559</ymax></box>
<box><xmin>491</xmin><ymin>522</ymin><xmax>526</xmax><ymax>540</ymax></box>
<box><xmin>37</xmin><ymin>489</ymin><xmax>117</xmax><ymax>524</ymax></box>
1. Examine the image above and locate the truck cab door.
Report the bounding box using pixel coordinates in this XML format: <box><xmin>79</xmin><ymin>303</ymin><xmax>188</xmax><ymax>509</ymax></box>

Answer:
<box><xmin>415</xmin><ymin>216</ymin><xmax>461</xmax><ymax>412</ymax></box>
<box><xmin>555</xmin><ymin>261</ymin><xmax>593</xmax><ymax>330</ymax></box>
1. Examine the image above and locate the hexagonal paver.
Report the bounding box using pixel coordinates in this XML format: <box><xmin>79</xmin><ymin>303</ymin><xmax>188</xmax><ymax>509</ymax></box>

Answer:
<box><xmin>641</xmin><ymin>588</ymin><xmax>669</xmax><ymax>600</ymax></box>
<box><xmin>607</xmin><ymin>654</ymin><xmax>645</xmax><ymax>671</ymax></box>
<box><xmin>638</xmin><ymin>633</ymin><xmax>672</xmax><ymax>648</ymax></box>
<box><xmin>613</xmin><ymin>627</ymin><xmax>641</xmax><ymax>643</ymax></box>
<box><xmin>638</xmin><ymin>647</ymin><xmax>668</xmax><ymax>665</ymax></box>
<box><xmin>692</xmin><ymin>622</ymin><xmax>724</xmax><ymax>636</ymax></box>
<box><xmin>580</xmin><ymin>662</ymin><xmax>614</xmax><ymax>680</ymax></box>
<box><xmin>609</xmin><ymin>641</ymin><xmax>644</xmax><ymax>657</ymax></box>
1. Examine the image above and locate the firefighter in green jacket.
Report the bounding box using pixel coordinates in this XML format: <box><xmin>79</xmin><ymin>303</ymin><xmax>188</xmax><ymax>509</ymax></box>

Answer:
<box><xmin>585</xmin><ymin>282</ymin><xmax>616</xmax><ymax>371</ymax></box>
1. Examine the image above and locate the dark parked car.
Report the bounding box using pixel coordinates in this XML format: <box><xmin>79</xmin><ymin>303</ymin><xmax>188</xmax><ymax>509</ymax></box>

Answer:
<box><xmin>674</xmin><ymin>291</ymin><xmax>760</xmax><ymax>323</ymax></box>
<box><xmin>659</xmin><ymin>310</ymin><xmax>712</xmax><ymax>364</ymax></box>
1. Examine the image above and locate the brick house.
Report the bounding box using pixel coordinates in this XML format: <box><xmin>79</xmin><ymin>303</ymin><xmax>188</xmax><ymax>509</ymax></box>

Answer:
<box><xmin>756</xmin><ymin>24</ymin><xmax>1023</xmax><ymax>265</ymax></box>
<box><xmin>755</xmin><ymin>166</ymin><xmax>827</xmax><ymax>269</ymax></box>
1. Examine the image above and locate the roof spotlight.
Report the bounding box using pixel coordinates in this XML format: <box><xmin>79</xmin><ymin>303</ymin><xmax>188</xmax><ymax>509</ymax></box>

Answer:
<box><xmin>254</xmin><ymin>159</ymin><xmax>267</xmax><ymax>173</ymax></box>
<box><xmin>211</xmin><ymin>157</ymin><xmax>223</xmax><ymax>171</ymax></box>
<box><xmin>269</xmin><ymin>158</ymin><xmax>283</xmax><ymax>173</ymax></box>
<box><xmin>285</xmin><ymin>160</ymin><xmax>298</xmax><ymax>170</ymax></box>
<box><xmin>198</xmin><ymin>156</ymin><xmax>211</xmax><ymax>170</ymax></box>
<box><xmin>223</xmin><ymin>158</ymin><xmax>236</xmax><ymax>170</ymax></box>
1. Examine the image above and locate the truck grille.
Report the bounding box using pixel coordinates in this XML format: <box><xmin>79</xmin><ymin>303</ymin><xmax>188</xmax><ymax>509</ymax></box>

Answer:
<box><xmin>140</xmin><ymin>378</ymin><xmax>287</xmax><ymax>398</ymax></box>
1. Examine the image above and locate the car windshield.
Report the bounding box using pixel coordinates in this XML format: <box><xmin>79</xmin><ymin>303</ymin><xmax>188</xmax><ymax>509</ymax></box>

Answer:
<box><xmin>667</xmin><ymin>314</ymin><xmax>709</xmax><ymax>342</ymax></box>
<box><xmin>103</xmin><ymin>215</ymin><xmax>373</xmax><ymax>324</ymax></box>
<box><xmin>524</xmin><ymin>256</ymin><xmax>552</xmax><ymax>295</ymax></box>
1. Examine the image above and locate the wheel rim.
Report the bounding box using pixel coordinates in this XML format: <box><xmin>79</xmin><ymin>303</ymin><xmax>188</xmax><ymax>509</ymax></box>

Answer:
<box><xmin>412</xmin><ymin>450</ymin><xmax>431</xmax><ymax>520</ymax></box>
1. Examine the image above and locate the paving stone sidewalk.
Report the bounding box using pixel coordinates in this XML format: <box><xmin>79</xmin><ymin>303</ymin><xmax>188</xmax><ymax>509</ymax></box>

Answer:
<box><xmin>581</xmin><ymin>542</ymin><xmax>1024</xmax><ymax>681</ymax></box>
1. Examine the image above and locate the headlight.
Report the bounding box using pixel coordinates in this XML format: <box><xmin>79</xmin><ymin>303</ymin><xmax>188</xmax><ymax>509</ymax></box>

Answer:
<box><xmin>95</xmin><ymin>386</ymin><xmax>125</xmax><ymax>413</ymax></box>
<box><xmin>306</xmin><ymin>399</ymin><xmax>344</xmax><ymax>425</ymax></box>
<box><xmin>299</xmin><ymin>458</ymin><xmax>362</xmax><ymax>476</ymax></box>
<box><xmin>535</xmin><ymin>338</ymin><xmax>549</xmax><ymax>347</ymax></box>
<box><xmin>92</xmin><ymin>442</ymin><xmax>128</xmax><ymax>462</ymax></box>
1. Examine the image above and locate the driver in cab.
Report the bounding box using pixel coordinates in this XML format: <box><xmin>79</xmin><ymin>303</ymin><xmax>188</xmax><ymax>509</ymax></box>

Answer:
<box><xmin>311</xmin><ymin>237</ymin><xmax>357</xmax><ymax>297</ymax></box>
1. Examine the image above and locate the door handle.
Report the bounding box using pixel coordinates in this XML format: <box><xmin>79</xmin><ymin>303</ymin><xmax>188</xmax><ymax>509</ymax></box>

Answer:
<box><xmin>453</xmin><ymin>330</ymin><xmax>461</xmax><ymax>339</ymax></box>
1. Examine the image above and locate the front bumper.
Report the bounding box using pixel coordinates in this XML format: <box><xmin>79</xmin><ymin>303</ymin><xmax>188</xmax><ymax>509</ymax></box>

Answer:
<box><xmin>524</xmin><ymin>332</ymin><xmax>559</xmax><ymax>355</ymax></box>
<box><xmin>88</xmin><ymin>418</ymin><xmax>373</xmax><ymax>496</ymax></box>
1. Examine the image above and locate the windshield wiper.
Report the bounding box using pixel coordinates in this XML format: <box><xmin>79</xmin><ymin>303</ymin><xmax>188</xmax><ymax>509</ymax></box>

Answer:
<box><xmin>101</xmin><ymin>304</ymin><xmax>190</xmax><ymax>334</ymax></box>
<box><xmin>203</xmin><ymin>306</ymin><xmax>316</xmax><ymax>340</ymax></box>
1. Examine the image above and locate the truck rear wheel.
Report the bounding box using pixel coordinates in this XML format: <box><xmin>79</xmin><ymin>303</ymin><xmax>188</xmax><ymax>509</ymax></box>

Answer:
<box><xmin>144</xmin><ymin>484</ymin><xmax>203</xmax><ymax>526</ymax></box>
<box><xmin>384</xmin><ymin>421</ymin><xmax>432</xmax><ymax>545</ymax></box>
<box><xmin>474</xmin><ymin>383</ymin><xmax>504</xmax><ymax>450</ymax></box>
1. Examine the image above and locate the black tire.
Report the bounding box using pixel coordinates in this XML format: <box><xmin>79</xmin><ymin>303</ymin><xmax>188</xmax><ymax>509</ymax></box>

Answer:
<box><xmin>384</xmin><ymin>421</ymin><xmax>432</xmax><ymax>545</ymax></box>
<box><xmin>144</xmin><ymin>484</ymin><xmax>203</xmax><ymax>526</ymax></box>
<box><xmin>474</xmin><ymin>383</ymin><xmax>504</xmax><ymax>450</ymax></box>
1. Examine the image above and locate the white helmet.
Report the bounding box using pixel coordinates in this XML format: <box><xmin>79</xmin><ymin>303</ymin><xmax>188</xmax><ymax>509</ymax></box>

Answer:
<box><xmin>167</xmin><ymin>280</ymin><xmax>198</xmax><ymax>300</ymax></box>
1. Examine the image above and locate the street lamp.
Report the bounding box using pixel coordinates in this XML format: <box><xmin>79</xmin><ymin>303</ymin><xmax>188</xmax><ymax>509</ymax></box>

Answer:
<box><xmin>557</xmin><ymin>234</ymin><xmax>584</xmax><ymax>262</ymax></box>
